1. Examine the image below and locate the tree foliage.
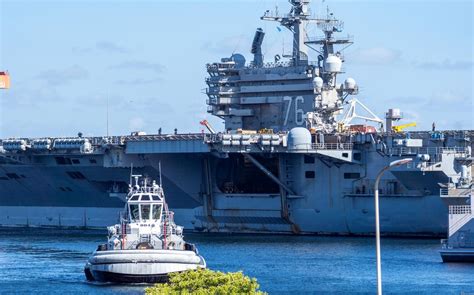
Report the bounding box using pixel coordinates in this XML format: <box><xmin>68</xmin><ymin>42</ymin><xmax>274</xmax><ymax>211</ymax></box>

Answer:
<box><xmin>145</xmin><ymin>269</ymin><xmax>266</xmax><ymax>295</ymax></box>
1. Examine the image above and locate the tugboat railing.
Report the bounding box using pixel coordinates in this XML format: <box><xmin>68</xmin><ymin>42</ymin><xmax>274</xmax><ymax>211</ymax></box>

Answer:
<box><xmin>440</xmin><ymin>239</ymin><xmax>449</xmax><ymax>249</ymax></box>
<box><xmin>441</xmin><ymin>238</ymin><xmax>474</xmax><ymax>249</ymax></box>
<box><xmin>129</xmin><ymin>186</ymin><xmax>163</xmax><ymax>195</ymax></box>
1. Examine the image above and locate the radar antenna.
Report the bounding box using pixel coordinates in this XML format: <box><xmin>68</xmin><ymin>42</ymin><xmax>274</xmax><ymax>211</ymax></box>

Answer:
<box><xmin>251</xmin><ymin>28</ymin><xmax>265</xmax><ymax>67</ymax></box>
<box><xmin>305</xmin><ymin>7</ymin><xmax>353</xmax><ymax>59</ymax></box>
<box><xmin>261</xmin><ymin>1</ymin><xmax>352</xmax><ymax>65</ymax></box>
<box><xmin>261</xmin><ymin>0</ymin><xmax>313</xmax><ymax>64</ymax></box>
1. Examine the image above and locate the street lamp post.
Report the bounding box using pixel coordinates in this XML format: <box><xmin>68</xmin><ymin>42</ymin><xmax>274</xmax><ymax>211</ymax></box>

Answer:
<box><xmin>374</xmin><ymin>158</ymin><xmax>413</xmax><ymax>295</ymax></box>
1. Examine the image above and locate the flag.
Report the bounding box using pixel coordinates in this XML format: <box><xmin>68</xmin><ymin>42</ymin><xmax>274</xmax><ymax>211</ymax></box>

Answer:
<box><xmin>0</xmin><ymin>72</ymin><xmax>10</xmax><ymax>89</ymax></box>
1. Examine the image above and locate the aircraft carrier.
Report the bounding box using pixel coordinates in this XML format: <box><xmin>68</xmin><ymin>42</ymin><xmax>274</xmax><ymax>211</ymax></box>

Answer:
<box><xmin>0</xmin><ymin>0</ymin><xmax>472</xmax><ymax>236</ymax></box>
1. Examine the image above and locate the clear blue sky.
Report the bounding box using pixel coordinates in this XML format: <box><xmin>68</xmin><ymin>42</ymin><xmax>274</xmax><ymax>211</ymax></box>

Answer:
<box><xmin>0</xmin><ymin>0</ymin><xmax>472</xmax><ymax>138</ymax></box>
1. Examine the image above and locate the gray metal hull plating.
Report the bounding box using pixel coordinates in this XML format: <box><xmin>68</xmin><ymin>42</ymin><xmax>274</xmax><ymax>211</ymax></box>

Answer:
<box><xmin>0</xmin><ymin>131</ymin><xmax>468</xmax><ymax>236</ymax></box>
<box><xmin>0</xmin><ymin>149</ymin><xmax>450</xmax><ymax>236</ymax></box>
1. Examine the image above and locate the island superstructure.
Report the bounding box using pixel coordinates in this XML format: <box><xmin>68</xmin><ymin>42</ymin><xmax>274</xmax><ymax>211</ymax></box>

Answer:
<box><xmin>0</xmin><ymin>0</ymin><xmax>472</xmax><ymax>236</ymax></box>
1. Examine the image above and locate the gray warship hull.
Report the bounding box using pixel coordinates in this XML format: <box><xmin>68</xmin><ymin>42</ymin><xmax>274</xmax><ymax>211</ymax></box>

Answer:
<box><xmin>1</xmin><ymin>0</ymin><xmax>472</xmax><ymax>236</ymax></box>
<box><xmin>1</xmin><ymin>131</ymin><xmax>472</xmax><ymax>236</ymax></box>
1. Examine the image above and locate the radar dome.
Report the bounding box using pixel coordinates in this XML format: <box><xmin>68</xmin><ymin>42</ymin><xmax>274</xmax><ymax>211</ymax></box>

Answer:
<box><xmin>313</xmin><ymin>77</ymin><xmax>324</xmax><ymax>89</ymax></box>
<box><xmin>344</xmin><ymin>78</ymin><xmax>356</xmax><ymax>90</ymax></box>
<box><xmin>324</xmin><ymin>55</ymin><xmax>342</xmax><ymax>73</ymax></box>
<box><xmin>287</xmin><ymin>127</ymin><xmax>312</xmax><ymax>150</ymax></box>
<box><xmin>231</xmin><ymin>53</ymin><xmax>246</xmax><ymax>68</ymax></box>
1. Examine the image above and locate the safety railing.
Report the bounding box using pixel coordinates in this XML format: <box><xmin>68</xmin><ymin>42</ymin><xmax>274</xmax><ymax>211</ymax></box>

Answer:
<box><xmin>206</xmin><ymin>63</ymin><xmax>237</xmax><ymax>71</ymax></box>
<box><xmin>406</xmin><ymin>161</ymin><xmax>442</xmax><ymax>170</ymax></box>
<box><xmin>312</xmin><ymin>143</ymin><xmax>353</xmax><ymax>150</ymax></box>
<box><xmin>0</xmin><ymin>133</ymin><xmax>212</xmax><ymax>154</ymax></box>
<box><xmin>449</xmin><ymin>205</ymin><xmax>472</xmax><ymax>215</ymax></box>
<box><xmin>206</xmin><ymin>134</ymin><xmax>355</xmax><ymax>150</ymax></box>
<box><xmin>306</xmin><ymin>35</ymin><xmax>354</xmax><ymax>44</ymax></box>
<box><xmin>440</xmin><ymin>188</ymin><xmax>449</xmax><ymax>196</ymax></box>
<box><xmin>389</xmin><ymin>147</ymin><xmax>466</xmax><ymax>156</ymax></box>
<box><xmin>440</xmin><ymin>188</ymin><xmax>473</xmax><ymax>197</ymax></box>
<box><xmin>125</xmin><ymin>133</ymin><xmax>206</xmax><ymax>142</ymax></box>
<box><xmin>207</xmin><ymin>86</ymin><xmax>239</xmax><ymax>94</ymax></box>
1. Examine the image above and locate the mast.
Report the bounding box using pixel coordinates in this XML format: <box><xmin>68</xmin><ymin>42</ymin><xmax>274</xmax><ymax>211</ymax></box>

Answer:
<box><xmin>261</xmin><ymin>0</ymin><xmax>311</xmax><ymax>65</ymax></box>
<box><xmin>262</xmin><ymin>1</ymin><xmax>351</xmax><ymax>64</ymax></box>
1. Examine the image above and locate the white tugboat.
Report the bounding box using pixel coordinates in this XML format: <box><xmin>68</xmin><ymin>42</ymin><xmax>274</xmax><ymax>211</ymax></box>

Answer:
<box><xmin>84</xmin><ymin>174</ymin><xmax>206</xmax><ymax>283</ymax></box>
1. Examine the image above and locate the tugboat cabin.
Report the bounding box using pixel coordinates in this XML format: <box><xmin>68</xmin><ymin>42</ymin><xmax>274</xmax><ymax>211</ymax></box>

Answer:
<box><xmin>128</xmin><ymin>193</ymin><xmax>164</xmax><ymax>224</ymax></box>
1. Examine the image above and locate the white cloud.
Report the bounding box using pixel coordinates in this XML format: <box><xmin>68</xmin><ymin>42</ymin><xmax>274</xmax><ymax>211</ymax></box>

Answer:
<box><xmin>349</xmin><ymin>47</ymin><xmax>402</xmax><ymax>65</ymax></box>
<box><xmin>428</xmin><ymin>91</ymin><xmax>471</xmax><ymax>105</ymax></box>
<box><xmin>401</xmin><ymin>110</ymin><xmax>421</xmax><ymax>122</ymax></box>
<box><xmin>96</xmin><ymin>41</ymin><xmax>129</xmax><ymax>54</ymax></box>
<box><xmin>115</xmin><ymin>78</ymin><xmax>161</xmax><ymax>85</ymax></box>
<box><xmin>73</xmin><ymin>41</ymin><xmax>130</xmax><ymax>54</ymax></box>
<box><xmin>383</xmin><ymin>92</ymin><xmax>472</xmax><ymax>130</ymax></box>
<box><xmin>201</xmin><ymin>35</ymin><xmax>248</xmax><ymax>56</ymax></box>
<box><xmin>109</xmin><ymin>61</ymin><xmax>165</xmax><ymax>74</ymax></box>
<box><xmin>386</xmin><ymin>91</ymin><xmax>471</xmax><ymax>108</ymax></box>
<box><xmin>413</xmin><ymin>59</ymin><xmax>473</xmax><ymax>71</ymax></box>
<box><xmin>2</xmin><ymin>83</ymin><xmax>61</xmax><ymax>108</ymax></box>
<box><xmin>36</xmin><ymin>65</ymin><xmax>89</xmax><ymax>86</ymax></box>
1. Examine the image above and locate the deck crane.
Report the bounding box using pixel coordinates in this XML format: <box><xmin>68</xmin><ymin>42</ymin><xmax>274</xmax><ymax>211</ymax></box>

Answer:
<box><xmin>392</xmin><ymin>122</ymin><xmax>417</xmax><ymax>133</ymax></box>
<box><xmin>199</xmin><ymin>120</ymin><xmax>216</xmax><ymax>134</ymax></box>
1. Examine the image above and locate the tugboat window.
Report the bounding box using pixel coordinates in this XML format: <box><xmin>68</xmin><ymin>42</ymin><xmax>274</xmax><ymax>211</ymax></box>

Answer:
<box><xmin>130</xmin><ymin>204</ymin><xmax>139</xmax><ymax>221</ymax></box>
<box><xmin>141</xmin><ymin>194</ymin><xmax>150</xmax><ymax>201</ymax></box>
<box><xmin>152</xmin><ymin>204</ymin><xmax>162</xmax><ymax>220</ymax></box>
<box><xmin>140</xmin><ymin>204</ymin><xmax>151</xmax><ymax>221</ymax></box>
<box><xmin>130</xmin><ymin>195</ymin><xmax>139</xmax><ymax>201</ymax></box>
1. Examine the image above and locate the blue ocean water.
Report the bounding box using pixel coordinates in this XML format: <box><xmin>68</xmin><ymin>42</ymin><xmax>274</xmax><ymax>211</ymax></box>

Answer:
<box><xmin>0</xmin><ymin>228</ymin><xmax>472</xmax><ymax>294</ymax></box>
